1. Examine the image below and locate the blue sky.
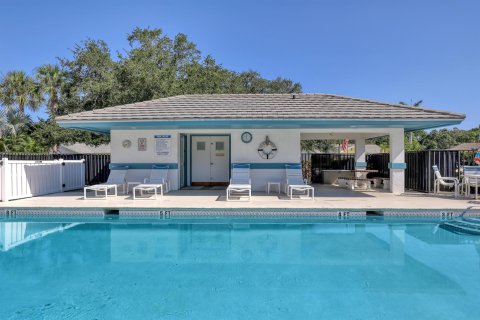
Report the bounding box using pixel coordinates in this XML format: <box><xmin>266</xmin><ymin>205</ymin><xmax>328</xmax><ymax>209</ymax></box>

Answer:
<box><xmin>0</xmin><ymin>0</ymin><xmax>478</xmax><ymax>129</ymax></box>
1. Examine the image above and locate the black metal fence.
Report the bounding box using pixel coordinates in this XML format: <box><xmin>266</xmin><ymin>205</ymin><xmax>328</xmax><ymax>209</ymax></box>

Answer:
<box><xmin>366</xmin><ymin>153</ymin><xmax>390</xmax><ymax>178</ymax></box>
<box><xmin>0</xmin><ymin>153</ymin><xmax>110</xmax><ymax>185</ymax></box>
<box><xmin>302</xmin><ymin>153</ymin><xmax>354</xmax><ymax>183</ymax></box>
<box><xmin>405</xmin><ymin>150</ymin><xmax>463</xmax><ymax>193</ymax></box>
<box><xmin>302</xmin><ymin>150</ymin><xmax>477</xmax><ymax>193</ymax></box>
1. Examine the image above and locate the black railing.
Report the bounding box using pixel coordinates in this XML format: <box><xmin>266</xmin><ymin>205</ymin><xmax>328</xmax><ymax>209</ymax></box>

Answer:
<box><xmin>302</xmin><ymin>153</ymin><xmax>354</xmax><ymax>183</ymax></box>
<box><xmin>366</xmin><ymin>153</ymin><xmax>390</xmax><ymax>178</ymax></box>
<box><xmin>0</xmin><ymin>153</ymin><xmax>110</xmax><ymax>185</ymax></box>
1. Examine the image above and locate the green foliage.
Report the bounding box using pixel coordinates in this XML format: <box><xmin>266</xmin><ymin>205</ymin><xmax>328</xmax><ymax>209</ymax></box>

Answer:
<box><xmin>301</xmin><ymin>140</ymin><xmax>336</xmax><ymax>153</ymax></box>
<box><xmin>57</xmin><ymin>27</ymin><xmax>302</xmax><ymax>116</ymax></box>
<box><xmin>35</xmin><ymin>64</ymin><xmax>66</xmax><ymax>116</ymax></box>
<box><xmin>29</xmin><ymin>120</ymin><xmax>109</xmax><ymax>150</ymax></box>
<box><xmin>0</xmin><ymin>134</ymin><xmax>46</xmax><ymax>153</ymax></box>
<box><xmin>0</xmin><ymin>71</ymin><xmax>43</xmax><ymax>113</ymax></box>
<box><xmin>367</xmin><ymin>126</ymin><xmax>480</xmax><ymax>152</ymax></box>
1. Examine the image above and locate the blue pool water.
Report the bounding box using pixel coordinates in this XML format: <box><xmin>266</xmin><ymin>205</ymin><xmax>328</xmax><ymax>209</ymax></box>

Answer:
<box><xmin>1</xmin><ymin>217</ymin><xmax>480</xmax><ymax>319</ymax></box>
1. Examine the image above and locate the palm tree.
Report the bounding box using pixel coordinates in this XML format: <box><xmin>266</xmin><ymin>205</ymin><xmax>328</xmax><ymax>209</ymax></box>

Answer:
<box><xmin>0</xmin><ymin>71</ymin><xmax>43</xmax><ymax>113</ymax></box>
<box><xmin>0</xmin><ymin>106</ymin><xmax>32</xmax><ymax>137</ymax></box>
<box><xmin>35</xmin><ymin>64</ymin><xmax>66</xmax><ymax>116</ymax></box>
<box><xmin>399</xmin><ymin>100</ymin><xmax>423</xmax><ymax>144</ymax></box>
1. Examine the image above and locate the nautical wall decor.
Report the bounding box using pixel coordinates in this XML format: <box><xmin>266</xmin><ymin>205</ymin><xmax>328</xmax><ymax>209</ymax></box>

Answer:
<box><xmin>258</xmin><ymin>136</ymin><xmax>278</xmax><ymax>159</ymax></box>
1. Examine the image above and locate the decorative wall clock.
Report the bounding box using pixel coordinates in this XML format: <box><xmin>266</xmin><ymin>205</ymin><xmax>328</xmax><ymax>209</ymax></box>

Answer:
<box><xmin>241</xmin><ymin>131</ymin><xmax>253</xmax><ymax>143</ymax></box>
<box><xmin>122</xmin><ymin>139</ymin><xmax>132</xmax><ymax>148</ymax></box>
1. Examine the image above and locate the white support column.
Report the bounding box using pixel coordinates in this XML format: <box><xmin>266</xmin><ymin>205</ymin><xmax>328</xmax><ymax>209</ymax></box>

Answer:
<box><xmin>354</xmin><ymin>136</ymin><xmax>366</xmax><ymax>169</ymax></box>
<box><xmin>389</xmin><ymin>129</ymin><xmax>406</xmax><ymax>194</ymax></box>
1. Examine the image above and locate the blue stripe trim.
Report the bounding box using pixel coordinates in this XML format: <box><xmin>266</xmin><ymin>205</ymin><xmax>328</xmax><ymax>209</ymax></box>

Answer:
<box><xmin>389</xmin><ymin>162</ymin><xmax>407</xmax><ymax>170</ymax></box>
<box><xmin>109</xmin><ymin>163</ymin><xmax>178</xmax><ymax>169</ymax></box>
<box><xmin>355</xmin><ymin>162</ymin><xmax>367</xmax><ymax>168</ymax></box>
<box><xmin>232</xmin><ymin>164</ymin><xmax>250</xmax><ymax>169</ymax></box>
<box><xmin>109</xmin><ymin>165</ymin><xmax>129</xmax><ymax>170</ymax></box>
<box><xmin>464</xmin><ymin>166</ymin><xmax>480</xmax><ymax>171</ymax></box>
<box><xmin>232</xmin><ymin>163</ymin><xmax>301</xmax><ymax>169</ymax></box>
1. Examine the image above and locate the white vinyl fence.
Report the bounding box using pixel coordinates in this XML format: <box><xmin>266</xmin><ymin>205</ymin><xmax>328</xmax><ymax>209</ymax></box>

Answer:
<box><xmin>0</xmin><ymin>158</ymin><xmax>85</xmax><ymax>202</ymax></box>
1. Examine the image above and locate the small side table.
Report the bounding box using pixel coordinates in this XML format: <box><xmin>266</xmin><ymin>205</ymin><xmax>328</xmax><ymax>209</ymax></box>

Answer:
<box><xmin>127</xmin><ymin>181</ymin><xmax>142</xmax><ymax>194</ymax></box>
<box><xmin>267</xmin><ymin>181</ymin><xmax>281</xmax><ymax>194</ymax></box>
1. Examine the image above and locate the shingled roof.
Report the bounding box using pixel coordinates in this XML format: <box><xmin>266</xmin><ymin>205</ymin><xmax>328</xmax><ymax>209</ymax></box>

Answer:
<box><xmin>56</xmin><ymin>94</ymin><xmax>464</xmax><ymax>122</ymax></box>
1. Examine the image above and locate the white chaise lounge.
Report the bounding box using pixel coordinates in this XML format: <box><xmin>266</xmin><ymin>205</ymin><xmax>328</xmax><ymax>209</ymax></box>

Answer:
<box><xmin>84</xmin><ymin>167</ymin><xmax>128</xmax><ymax>199</ymax></box>
<box><xmin>133</xmin><ymin>165</ymin><xmax>170</xmax><ymax>200</ymax></box>
<box><xmin>226</xmin><ymin>164</ymin><xmax>251</xmax><ymax>201</ymax></box>
<box><xmin>285</xmin><ymin>164</ymin><xmax>314</xmax><ymax>200</ymax></box>
<box><xmin>461</xmin><ymin>166</ymin><xmax>480</xmax><ymax>199</ymax></box>
<box><xmin>432</xmin><ymin>165</ymin><xmax>459</xmax><ymax>197</ymax></box>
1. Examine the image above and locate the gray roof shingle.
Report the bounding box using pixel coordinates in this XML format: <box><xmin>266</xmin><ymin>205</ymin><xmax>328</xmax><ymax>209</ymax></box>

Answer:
<box><xmin>56</xmin><ymin>93</ymin><xmax>465</xmax><ymax>122</ymax></box>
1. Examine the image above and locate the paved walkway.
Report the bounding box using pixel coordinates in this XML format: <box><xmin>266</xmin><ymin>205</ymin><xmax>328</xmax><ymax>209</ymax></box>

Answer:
<box><xmin>1</xmin><ymin>185</ymin><xmax>479</xmax><ymax>210</ymax></box>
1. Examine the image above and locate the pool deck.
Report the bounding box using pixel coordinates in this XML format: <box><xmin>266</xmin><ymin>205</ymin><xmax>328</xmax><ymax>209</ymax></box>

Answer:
<box><xmin>1</xmin><ymin>185</ymin><xmax>479</xmax><ymax>211</ymax></box>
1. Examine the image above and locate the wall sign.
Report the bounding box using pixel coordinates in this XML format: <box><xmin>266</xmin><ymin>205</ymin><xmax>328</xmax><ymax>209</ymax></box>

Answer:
<box><xmin>155</xmin><ymin>135</ymin><xmax>172</xmax><ymax>156</ymax></box>
<box><xmin>138</xmin><ymin>138</ymin><xmax>147</xmax><ymax>151</ymax></box>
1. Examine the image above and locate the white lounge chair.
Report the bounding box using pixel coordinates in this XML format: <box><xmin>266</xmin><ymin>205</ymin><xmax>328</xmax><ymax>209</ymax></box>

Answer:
<box><xmin>132</xmin><ymin>165</ymin><xmax>170</xmax><ymax>200</ymax></box>
<box><xmin>285</xmin><ymin>164</ymin><xmax>314</xmax><ymax>200</ymax></box>
<box><xmin>461</xmin><ymin>166</ymin><xmax>480</xmax><ymax>198</ymax></box>
<box><xmin>226</xmin><ymin>164</ymin><xmax>251</xmax><ymax>201</ymax></box>
<box><xmin>84</xmin><ymin>167</ymin><xmax>128</xmax><ymax>199</ymax></box>
<box><xmin>432</xmin><ymin>165</ymin><xmax>459</xmax><ymax>197</ymax></box>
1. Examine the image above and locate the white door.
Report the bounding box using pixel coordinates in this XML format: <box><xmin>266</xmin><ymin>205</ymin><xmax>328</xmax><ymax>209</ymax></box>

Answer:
<box><xmin>210</xmin><ymin>136</ymin><xmax>230</xmax><ymax>183</ymax></box>
<box><xmin>191</xmin><ymin>136</ymin><xmax>230</xmax><ymax>185</ymax></box>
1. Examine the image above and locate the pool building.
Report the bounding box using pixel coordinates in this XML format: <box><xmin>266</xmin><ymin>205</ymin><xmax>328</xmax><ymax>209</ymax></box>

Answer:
<box><xmin>56</xmin><ymin>94</ymin><xmax>465</xmax><ymax>194</ymax></box>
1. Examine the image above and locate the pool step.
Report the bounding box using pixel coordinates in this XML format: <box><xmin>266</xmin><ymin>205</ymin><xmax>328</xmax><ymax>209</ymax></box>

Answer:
<box><xmin>442</xmin><ymin>218</ymin><xmax>480</xmax><ymax>235</ymax></box>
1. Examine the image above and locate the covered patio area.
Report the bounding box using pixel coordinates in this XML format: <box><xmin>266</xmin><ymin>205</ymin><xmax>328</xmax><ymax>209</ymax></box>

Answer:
<box><xmin>1</xmin><ymin>185</ymin><xmax>478</xmax><ymax>211</ymax></box>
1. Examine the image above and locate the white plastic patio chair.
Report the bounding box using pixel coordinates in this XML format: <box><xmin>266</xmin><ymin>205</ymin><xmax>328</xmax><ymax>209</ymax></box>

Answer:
<box><xmin>226</xmin><ymin>164</ymin><xmax>251</xmax><ymax>201</ymax></box>
<box><xmin>132</xmin><ymin>165</ymin><xmax>170</xmax><ymax>200</ymax></box>
<box><xmin>285</xmin><ymin>164</ymin><xmax>314</xmax><ymax>200</ymax></box>
<box><xmin>84</xmin><ymin>167</ymin><xmax>128</xmax><ymax>199</ymax></box>
<box><xmin>461</xmin><ymin>166</ymin><xmax>480</xmax><ymax>198</ymax></box>
<box><xmin>432</xmin><ymin>165</ymin><xmax>459</xmax><ymax>197</ymax></box>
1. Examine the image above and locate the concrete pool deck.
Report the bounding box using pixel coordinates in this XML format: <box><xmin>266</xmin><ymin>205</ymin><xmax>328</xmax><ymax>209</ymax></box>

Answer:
<box><xmin>1</xmin><ymin>185</ymin><xmax>479</xmax><ymax>211</ymax></box>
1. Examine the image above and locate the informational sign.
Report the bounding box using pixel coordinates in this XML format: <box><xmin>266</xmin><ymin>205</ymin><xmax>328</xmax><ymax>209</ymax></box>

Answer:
<box><xmin>138</xmin><ymin>138</ymin><xmax>147</xmax><ymax>151</ymax></box>
<box><xmin>155</xmin><ymin>135</ymin><xmax>172</xmax><ymax>156</ymax></box>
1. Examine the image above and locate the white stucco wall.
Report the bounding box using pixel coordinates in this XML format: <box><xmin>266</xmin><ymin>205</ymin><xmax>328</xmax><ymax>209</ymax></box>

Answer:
<box><xmin>110</xmin><ymin>130</ymin><xmax>180</xmax><ymax>190</ymax></box>
<box><xmin>110</xmin><ymin>129</ymin><xmax>301</xmax><ymax>191</ymax></box>
<box><xmin>230</xmin><ymin>129</ymin><xmax>301</xmax><ymax>191</ymax></box>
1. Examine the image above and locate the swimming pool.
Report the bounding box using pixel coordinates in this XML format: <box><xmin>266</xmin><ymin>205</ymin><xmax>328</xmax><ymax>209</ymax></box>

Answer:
<box><xmin>1</xmin><ymin>214</ymin><xmax>479</xmax><ymax>319</ymax></box>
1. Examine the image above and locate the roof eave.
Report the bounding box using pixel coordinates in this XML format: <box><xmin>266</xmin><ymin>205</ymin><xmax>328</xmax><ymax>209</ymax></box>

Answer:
<box><xmin>57</xmin><ymin>118</ymin><xmax>465</xmax><ymax>134</ymax></box>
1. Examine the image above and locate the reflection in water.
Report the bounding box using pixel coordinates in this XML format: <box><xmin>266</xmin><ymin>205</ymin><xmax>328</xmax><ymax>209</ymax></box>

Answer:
<box><xmin>0</xmin><ymin>221</ymin><xmax>479</xmax><ymax>319</ymax></box>
<box><xmin>0</xmin><ymin>222</ymin><xmax>82</xmax><ymax>251</ymax></box>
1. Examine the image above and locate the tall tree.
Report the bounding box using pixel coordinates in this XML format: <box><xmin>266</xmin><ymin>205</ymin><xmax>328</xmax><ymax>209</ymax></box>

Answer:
<box><xmin>0</xmin><ymin>71</ymin><xmax>42</xmax><ymax>113</ymax></box>
<box><xmin>36</xmin><ymin>64</ymin><xmax>66</xmax><ymax>116</ymax></box>
<box><xmin>0</xmin><ymin>106</ymin><xmax>32</xmax><ymax>137</ymax></box>
<box><xmin>58</xmin><ymin>39</ymin><xmax>118</xmax><ymax>114</ymax></box>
